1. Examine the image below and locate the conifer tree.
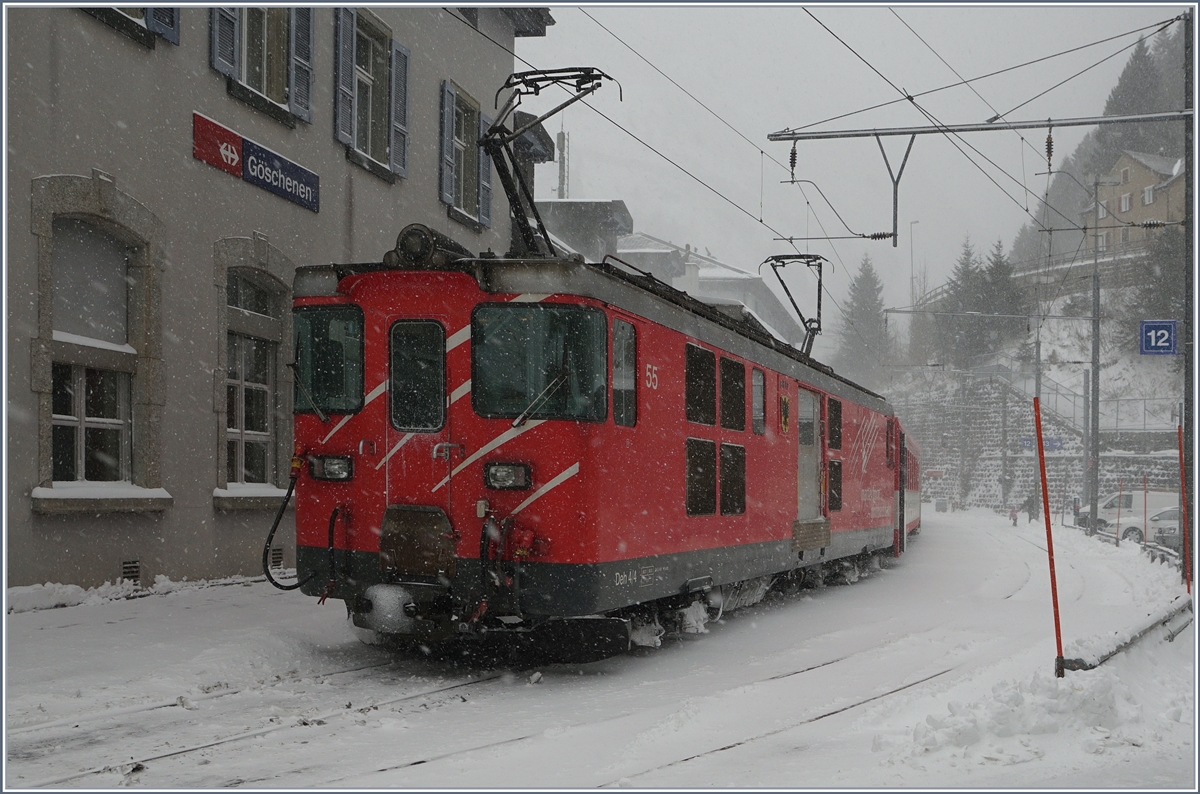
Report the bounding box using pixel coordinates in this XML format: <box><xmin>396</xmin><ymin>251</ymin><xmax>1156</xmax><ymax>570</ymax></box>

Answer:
<box><xmin>937</xmin><ymin>238</ymin><xmax>987</xmax><ymax>367</ymax></box>
<box><xmin>981</xmin><ymin>239</ymin><xmax>1027</xmax><ymax>346</ymax></box>
<box><xmin>834</xmin><ymin>254</ymin><xmax>891</xmax><ymax>389</ymax></box>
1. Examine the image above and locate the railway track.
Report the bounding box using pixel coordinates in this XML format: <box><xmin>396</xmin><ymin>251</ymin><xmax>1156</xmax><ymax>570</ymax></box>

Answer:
<box><xmin>17</xmin><ymin>667</ymin><xmax>503</xmax><ymax>788</ymax></box>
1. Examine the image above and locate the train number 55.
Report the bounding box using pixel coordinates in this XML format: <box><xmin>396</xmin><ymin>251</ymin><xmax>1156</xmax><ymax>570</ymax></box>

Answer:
<box><xmin>645</xmin><ymin>364</ymin><xmax>659</xmax><ymax>390</ymax></box>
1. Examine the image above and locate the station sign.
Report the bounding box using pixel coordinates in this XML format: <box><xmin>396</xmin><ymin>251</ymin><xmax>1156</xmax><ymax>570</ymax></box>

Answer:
<box><xmin>192</xmin><ymin>112</ymin><xmax>319</xmax><ymax>213</ymax></box>
<box><xmin>1139</xmin><ymin>320</ymin><xmax>1177</xmax><ymax>355</ymax></box>
<box><xmin>1021</xmin><ymin>437</ymin><xmax>1064</xmax><ymax>451</ymax></box>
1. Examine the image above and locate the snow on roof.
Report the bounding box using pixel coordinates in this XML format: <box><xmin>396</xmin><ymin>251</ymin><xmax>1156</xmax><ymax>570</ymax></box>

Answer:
<box><xmin>1122</xmin><ymin>150</ymin><xmax>1185</xmax><ymax>178</ymax></box>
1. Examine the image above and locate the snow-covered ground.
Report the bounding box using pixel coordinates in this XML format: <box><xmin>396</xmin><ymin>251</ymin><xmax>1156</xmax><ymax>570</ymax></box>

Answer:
<box><xmin>5</xmin><ymin>509</ymin><xmax>1195</xmax><ymax>789</ymax></box>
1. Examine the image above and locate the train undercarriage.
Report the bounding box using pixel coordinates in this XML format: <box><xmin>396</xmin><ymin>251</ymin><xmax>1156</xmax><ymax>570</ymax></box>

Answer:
<box><xmin>344</xmin><ymin>549</ymin><xmax>902</xmax><ymax>664</ymax></box>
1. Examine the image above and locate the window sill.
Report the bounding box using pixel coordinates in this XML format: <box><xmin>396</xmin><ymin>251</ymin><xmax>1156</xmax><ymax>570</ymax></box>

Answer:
<box><xmin>32</xmin><ymin>484</ymin><xmax>173</xmax><ymax>515</ymax></box>
<box><xmin>447</xmin><ymin>205</ymin><xmax>484</xmax><ymax>233</ymax></box>
<box><xmin>225</xmin><ymin>78</ymin><xmax>297</xmax><ymax>128</ymax></box>
<box><xmin>83</xmin><ymin>9</ymin><xmax>155</xmax><ymax>49</ymax></box>
<box><xmin>213</xmin><ymin>485</ymin><xmax>293</xmax><ymax>512</ymax></box>
<box><xmin>345</xmin><ymin>147</ymin><xmax>396</xmax><ymax>184</ymax></box>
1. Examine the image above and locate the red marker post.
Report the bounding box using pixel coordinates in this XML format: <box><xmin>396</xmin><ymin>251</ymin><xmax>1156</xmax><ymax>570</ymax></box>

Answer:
<box><xmin>1178</xmin><ymin>426</ymin><xmax>1192</xmax><ymax>594</ymax></box>
<box><xmin>1034</xmin><ymin>398</ymin><xmax>1066</xmax><ymax>677</ymax></box>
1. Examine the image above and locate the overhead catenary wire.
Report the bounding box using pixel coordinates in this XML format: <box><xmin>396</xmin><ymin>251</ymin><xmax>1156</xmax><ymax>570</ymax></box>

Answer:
<box><xmin>574</xmin><ymin>8</ymin><xmax>912</xmax><ymax>369</ymax></box>
<box><xmin>780</xmin><ymin>14</ymin><xmax>1184</xmax><ymax>134</ymax></box>
<box><xmin>579</xmin><ymin>7</ymin><xmax>870</xmax><ymax>242</ymax></box>
<box><xmin>800</xmin><ymin>9</ymin><xmax>1173</xmax><ymax>236</ymax></box>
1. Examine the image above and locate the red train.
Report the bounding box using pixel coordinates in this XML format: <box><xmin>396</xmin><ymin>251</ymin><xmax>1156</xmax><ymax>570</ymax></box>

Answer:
<box><xmin>283</xmin><ymin>222</ymin><xmax>920</xmax><ymax>658</ymax></box>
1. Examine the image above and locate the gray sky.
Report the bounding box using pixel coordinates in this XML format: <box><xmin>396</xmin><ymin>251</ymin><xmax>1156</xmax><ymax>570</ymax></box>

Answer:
<box><xmin>514</xmin><ymin>4</ymin><xmax>1187</xmax><ymax>349</ymax></box>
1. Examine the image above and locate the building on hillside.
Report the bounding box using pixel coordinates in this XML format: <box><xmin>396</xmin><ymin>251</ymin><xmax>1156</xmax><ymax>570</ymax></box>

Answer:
<box><xmin>6</xmin><ymin>6</ymin><xmax>552</xmax><ymax>589</ymax></box>
<box><xmin>1004</xmin><ymin>149</ymin><xmax>1186</xmax><ymax>301</ymax></box>
<box><xmin>1081</xmin><ymin>150</ymin><xmax>1186</xmax><ymax>255</ymax></box>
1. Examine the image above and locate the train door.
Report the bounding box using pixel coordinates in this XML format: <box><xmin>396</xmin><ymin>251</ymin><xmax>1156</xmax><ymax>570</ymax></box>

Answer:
<box><xmin>796</xmin><ymin>388</ymin><xmax>820</xmax><ymax>519</ymax></box>
<box><xmin>379</xmin><ymin>317</ymin><xmax>458</xmax><ymax>580</ymax></box>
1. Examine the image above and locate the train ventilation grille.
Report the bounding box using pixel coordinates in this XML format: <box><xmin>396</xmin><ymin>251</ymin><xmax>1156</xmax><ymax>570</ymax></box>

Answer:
<box><xmin>120</xmin><ymin>559</ymin><xmax>141</xmax><ymax>585</ymax></box>
<box><xmin>270</xmin><ymin>546</ymin><xmax>284</xmax><ymax>569</ymax></box>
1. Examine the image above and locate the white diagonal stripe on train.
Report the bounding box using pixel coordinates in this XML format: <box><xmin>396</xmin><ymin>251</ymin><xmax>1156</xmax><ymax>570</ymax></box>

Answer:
<box><xmin>445</xmin><ymin>293</ymin><xmax>547</xmax><ymax>353</ymax></box>
<box><xmin>446</xmin><ymin>325</ymin><xmax>470</xmax><ymax>352</ymax></box>
<box><xmin>321</xmin><ymin>380</ymin><xmax>387</xmax><ymax>444</ymax></box>
<box><xmin>450</xmin><ymin>380</ymin><xmax>471</xmax><ymax>405</ymax></box>
<box><xmin>431</xmin><ymin>419</ymin><xmax>545</xmax><ymax>492</ymax></box>
<box><xmin>510</xmin><ymin>462</ymin><xmax>580</xmax><ymax>516</ymax></box>
<box><xmin>375</xmin><ymin>433</ymin><xmax>414</xmax><ymax>470</ymax></box>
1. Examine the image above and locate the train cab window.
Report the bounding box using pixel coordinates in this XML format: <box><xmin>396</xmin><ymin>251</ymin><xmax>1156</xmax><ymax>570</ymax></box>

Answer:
<box><xmin>472</xmin><ymin>304</ymin><xmax>607</xmax><ymax>422</ymax></box>
<box><xmin>685</xmin><ymin>344</ymin><xmax>716</xmax><ymax>425</ymax></box>
<box><xmin>827</xmin><ymin>459</ymin><xmax>843</xmax><ymax>511</ymax></box>
<box><xmin>612</xmin><ymin>319</ymin><xmax>637</xmax><ymax>427</ymax></box>
<box><xmin>293</xmin><ymin>305</ymin><xmax>364</xmax><ymax>415</ymax></box>
<box><xmin>751</xmin><ymin>369</ymin><xmax>765</xmax><ymax>435</ymax></box>
<box><xmin>827</xmin><ymin>398</ymin><xmax>842</xmax><ymax>450</ymax></box>
<box><xmin>685</xmin><ymin>437</ymin><xmax>716</xmax><ymax>515</ymax></box>
<box><xmin>719</xmin><ymin>358</ymin><xmax>745</xmax><ymax>431</ymax></box>
<box><xmin>390</xmin><ymin>321</ymin><xmax>445</xmax><ymax>431</ymax></box>
<box><xmin>720</xmin><ymin>443</ymin><xmax>745</xmax><ymax>515</ymax></box>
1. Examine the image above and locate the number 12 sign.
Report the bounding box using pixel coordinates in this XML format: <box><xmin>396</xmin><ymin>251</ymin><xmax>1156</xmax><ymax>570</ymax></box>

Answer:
<box><xmin>1140</xmin><ymin>320</ymin><xmax>1177</xmax><ymax>355</ymax></box>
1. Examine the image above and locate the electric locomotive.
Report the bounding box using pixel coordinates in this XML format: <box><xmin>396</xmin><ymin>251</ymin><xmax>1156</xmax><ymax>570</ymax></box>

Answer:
<box><xmin>272</xmin><ymin>67</ymin><xmax>921</xmax><ymax>659</ymax></box>
<box><xmin>282</xmin><ymin>222</ymin><xmax>920</xmax><ymax>658</ymax></box>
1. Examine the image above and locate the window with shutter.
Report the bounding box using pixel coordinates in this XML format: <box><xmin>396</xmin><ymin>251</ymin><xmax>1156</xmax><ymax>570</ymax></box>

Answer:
<box><xmin>334</xmin><ymin>9</ymin><xmax>407</xmax><ymax>181</ymax></box>
<box><xmin>209</xmin><ymin>8</ymin><xmax>313</xmax><ymax>127</ymax></box>
<box><xmin>441</xmin><ymin>81</ymin><xmax>490</xmax><ymax>227</ymax></box>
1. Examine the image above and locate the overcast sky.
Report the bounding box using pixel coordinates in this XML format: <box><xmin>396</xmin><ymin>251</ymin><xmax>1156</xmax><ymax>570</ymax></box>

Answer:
<box><xmin>513</xmin><ymin>4</ymin><xmax>1188</xmax><ymax>348</ymax></box>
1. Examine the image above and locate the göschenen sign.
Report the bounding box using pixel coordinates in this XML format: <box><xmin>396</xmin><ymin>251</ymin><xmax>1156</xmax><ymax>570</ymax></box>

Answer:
<box><xmin>192</xmin><ymin>112</ymin><xmax>319</xmax><ymax>213</ymax></box>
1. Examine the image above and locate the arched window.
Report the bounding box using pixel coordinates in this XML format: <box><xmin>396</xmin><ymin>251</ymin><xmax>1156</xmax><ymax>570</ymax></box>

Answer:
<box><xmin>30</xmin><ymin>170</ymin><xmax>169</xmax><ymax>512</ymax></box>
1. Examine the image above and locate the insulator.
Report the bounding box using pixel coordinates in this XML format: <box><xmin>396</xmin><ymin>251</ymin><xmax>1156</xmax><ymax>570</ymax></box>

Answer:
<box><xmin>1140</xmin><ymin>220</ymin><xmax>1166</xmax><ymax>229</ymax></box>
<box><xmin>789</xmin><ymin>143</ymin><xmax>797</xmax><ymax>179</ymax></box>
<box><xmin>1045</xmin><ymin>131</ymin><xmax>1053</xmax><ymax>164</ymax></box>
<box><xmin>867</xmin><ymin>232</ymin><xmax>893</xmax><ymax>240</ymax></box>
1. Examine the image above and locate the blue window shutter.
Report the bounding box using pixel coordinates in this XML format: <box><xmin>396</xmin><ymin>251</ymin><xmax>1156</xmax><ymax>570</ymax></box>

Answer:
<box><xmin>478</xmin><ymin>114</ymin><xmax>493</xmax><ymax>227</ymax></box>
<box><xmin>147</xmin><ymin>7</ymin><xmax>180</xmax><ymax>44</ymax></box>
<box><xmin>289</xmin><ymin>8</ymin><xmax>314</xmax><ymax>123</ymax></box>
<box><xmin>389</xmin><ymin>41</ymin><xmax>410</xmax><ymax>177</ymax></box>
<box><xmin>439</xmin><ymin>81</ymin><xmax>456</xmax><ymax>205</ymax></box>
<box><xmin>333</xmin><ymin>8</ymin><xmax>356</xmax><ymax>146</ymax></box>
<box><xmin>210</xmin><ymin>8</ymin><xmax>239</xmax><ymax>77</ymax></box>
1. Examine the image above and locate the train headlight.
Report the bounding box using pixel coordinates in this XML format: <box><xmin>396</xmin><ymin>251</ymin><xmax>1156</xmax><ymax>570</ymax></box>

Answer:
<box><xmin>309</xmin><ymin>455</ymin><xmax>354</xmax><ymax>481</ymax></box>
<box><xmin>484</xmin><ymin>462</ymin><xmax>531</xmax><ymax>490</ymax></box>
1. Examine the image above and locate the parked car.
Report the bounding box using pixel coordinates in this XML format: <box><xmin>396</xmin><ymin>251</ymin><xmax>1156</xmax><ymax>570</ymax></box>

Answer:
<box><xmin>1112</xmin><ymin>505</ymin><xmax>1183</xmax><ymax>547</ymax></box>
<box><xmin>1083</xmin><ymin>490</ymin><xmax>1179</xmax><ymax>530</ymax></box>
<box><xmin>1147</xmin><ymin>506</ymin><xmax>1183</xmax><ymax>551</ymax></box>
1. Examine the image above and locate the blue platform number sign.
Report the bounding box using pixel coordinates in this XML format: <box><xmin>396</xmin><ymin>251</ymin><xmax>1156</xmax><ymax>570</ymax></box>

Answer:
<box><xmin>1140</xmin><ymin>320</ymin><xmax>1177</xmax><ymax>355</ymax></box>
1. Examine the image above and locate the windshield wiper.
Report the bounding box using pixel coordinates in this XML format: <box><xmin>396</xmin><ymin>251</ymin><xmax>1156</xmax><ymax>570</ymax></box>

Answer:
<box><xmin>511</xmin><ymin>369</ymin><xmax>568</xmax><ymax>428</ymax></box>
<box><xmin>287</xmin><ymin>360</ymin><xmax>330</xmax><ymax>423</ymax></box>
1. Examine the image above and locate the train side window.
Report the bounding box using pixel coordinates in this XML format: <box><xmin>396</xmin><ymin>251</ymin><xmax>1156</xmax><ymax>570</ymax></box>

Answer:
<box><xmin>685</xmin><ymin>437</ymin><xmax>716</xmax><ymax>515</ymax></box>
<box><xmin>719</xmin><ymin>358</ymin><xmax>745</xmax><ymax>431</ymax></box>
<box><xmin>612</xmin><ymin>319</ymin><xmax>637</xmax><ymax>427</ymax></box>
<box><xmin>751</xmin><ymin>369</ymin><xmax>765</xmax><ymax>435</ymax></box>
<box><xmin>827</xmin><ymin>398</ymin><xmax>842</xmax><ymax>450</ymax></box>
<box><xmin>796</xmin><ymin>390</ymin><xmax>815</xmax><ymax>446</ymax></box>
<box><xmin>720</xmin><ymin>443</ymin><xmax>745</xmax><ymax>515</ymax></box>
<box><xmin>685</xmin><ymin>344</ymin><xmax>716</xmax><ymax>425</ymax></box>
<box><xmin>828</xmin><ymin>459</ymin><xmax>843</xmax><ymax>511</ymax></box>
<box><xmin>390</xmin><ymin>320</ymin><xmax>445</xmax><ymax>431</ymax></box>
